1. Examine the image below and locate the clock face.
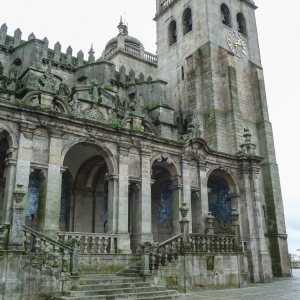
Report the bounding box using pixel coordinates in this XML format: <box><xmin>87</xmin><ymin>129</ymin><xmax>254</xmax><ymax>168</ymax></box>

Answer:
<box><xmin>227</xmin><ymin>31</ymin><xmax>247</xmax><ymax>58</ymax></box>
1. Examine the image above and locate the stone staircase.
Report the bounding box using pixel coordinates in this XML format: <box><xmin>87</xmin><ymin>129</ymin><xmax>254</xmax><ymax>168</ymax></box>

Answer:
<box><xmin>54</xmin><ymin>263</ymin><xmax>180</xmax><ymax>300</ymax></box>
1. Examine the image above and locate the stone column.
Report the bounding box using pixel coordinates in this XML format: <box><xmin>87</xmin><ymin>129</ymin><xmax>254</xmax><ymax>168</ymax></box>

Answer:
<box><xmin>130</xmin><ymin>183</ymin><xmax>140</xmax><ymax>252</ymax></box>
<box><xmin>106</xmin><ymin>174</ymin><xmax>118</xmax><ymax>233</ymax></box>
<box><xmin>181</xmin><ymin>156</ymin><xmax>192</xmax><ymax>232</ymax></box>
<box><xmin>198</xmin><ymin>163</ymin><xmax>209</xmax><ymax>234</ymax></box>
<box><xmin>38</xmin><ymin>131</ymin><xmax>64</xmax><ymax>238</ymax></box>
<box><xmin>113</xmin><ymin>142</ymin><xmax>131</xmax><ymax>253</ymax></box>
<box><xmin>135</xmin><ymin>145</ymin><xmax>153</xmax><ymax>245</ymax></box>
<box><xmin>2</xmin><ymin>158</ymin><xmax>17</xmax><ymax>224</ymax></box>
<box><xmin>15</xmin><ymin>123</ymin><xmax>35</xmax><ymax>222</ymax></box>
<box><xmin>170</xmin><ymin>175</ymin><xmax>182</xmax><ymax>235</ymax></box>
<box><xmin>117</xmin><ymin>142</ymin><xmax>131</xmax><ymax>233</ymax></box>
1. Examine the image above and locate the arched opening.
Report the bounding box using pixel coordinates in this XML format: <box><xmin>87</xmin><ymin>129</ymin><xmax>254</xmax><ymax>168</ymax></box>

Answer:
<box><xmin>207</xmin><ymin>169</ymin><xmax>236</xmax><ymax>234</ymax></box>
<box><xmin>237</xmin><ymin>13</ymin><xmax>247</xmax><ymax>35</ymax></box>
<box><xmin>25</xmin><ymin>170</ymin><xmax>41</xmax><ymax>229</ymax></box>
<box><xmin>183</xmin><ymin>8</ymin><xmax>192</xmax><ymax>35</ymax></box>
<box><xmin>151</xmin><ymin>166</ymin><xmax>173</xmax><ymax>242</ymax></box>
<box><xmin>221</xmin><ymin>4</ymin><xmax>231</xmax><ymax>27</ymax></box>
<box><xmin>168</xmin><ymin>20</ymin><xmax>177</xmax><ymax>45</ymax></box>
<box><xmin>62</xmin><ymin>142</ymin><xmax>113</xmax><ymax>233</ymax></box>
<box><xmin>0</xmin><ymin>137</ymin><xmax>9</xmax><ymax>223</ymax></box>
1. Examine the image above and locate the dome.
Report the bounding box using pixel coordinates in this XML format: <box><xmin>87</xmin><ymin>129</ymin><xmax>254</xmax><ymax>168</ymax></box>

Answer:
<box><xmin>105</xmin><ymin>35</ymin><xmax>144</xmax><ymax>50</ymax></box>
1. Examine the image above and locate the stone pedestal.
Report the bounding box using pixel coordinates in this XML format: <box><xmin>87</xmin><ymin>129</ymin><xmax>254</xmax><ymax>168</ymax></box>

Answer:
<box><xmin>8</xmin><ymin>184</ymin><xmax>26</xmax><ymax>250</ymax></box>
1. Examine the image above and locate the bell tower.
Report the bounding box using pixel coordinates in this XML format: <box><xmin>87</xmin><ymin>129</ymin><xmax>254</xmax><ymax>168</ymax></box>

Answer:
<box><xmin>155</xmin><ymin>0</ymin><xmax>291</xmax><ymax>279</ymax></box>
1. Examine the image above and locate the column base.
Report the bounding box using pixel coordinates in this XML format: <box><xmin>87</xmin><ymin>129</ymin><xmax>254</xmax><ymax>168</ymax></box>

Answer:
<box><xmin>116</xmin><ymin>233</ymin><xmax>132</xmax><ymax>254</ymax></box>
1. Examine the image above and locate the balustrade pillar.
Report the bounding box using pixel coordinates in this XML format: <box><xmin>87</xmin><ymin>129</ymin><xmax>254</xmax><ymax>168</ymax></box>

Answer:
<box><xmin>179</xmin><ymin>202</ymin><xmax>191</xmax><ymax>252</ymax></box>
<box><xmin>8</xmin><ymin>184</ymin><xmax>26</xmax><ymax>250</ymax></box>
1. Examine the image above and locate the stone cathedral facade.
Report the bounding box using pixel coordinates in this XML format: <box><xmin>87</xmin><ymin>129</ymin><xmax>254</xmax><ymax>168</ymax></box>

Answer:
<box><xmin>0</xmin><ymin>0</ymin><xmax>291</xmax><ymax>298</ymax></box>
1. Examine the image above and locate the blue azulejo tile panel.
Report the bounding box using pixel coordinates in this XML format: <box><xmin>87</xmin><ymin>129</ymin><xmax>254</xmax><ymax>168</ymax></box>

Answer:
<box><xmin>26</xmin><ymin>172</ymin><xmax>40</xmax><ymax>219</ymax></box>
<box><xmin>208</xmin><ymin>179</ymin><xmax>232</xmax><ymax>223</ymax></box>
<box><xmin>60</xmin><ymin>177</ymin><xmax>68</xmax><ymax>221</ymax></box>
<box><xmin>104</xmin><ymin>182</ymin><xmax>108</xmax><ymax>223</ymax></box>
<box><xmin>158</xmin><ymin>181</ymin><xmax>173</xmax><ymax>228</ymax></box>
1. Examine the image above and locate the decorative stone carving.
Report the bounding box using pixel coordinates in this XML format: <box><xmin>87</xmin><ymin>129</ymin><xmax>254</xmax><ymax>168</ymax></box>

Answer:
<box><xmin>38</xmin><ymin>63</ymin><xmax>57</xmax><ymax>93</ymax></box>
<box><xmin>84</xmin><ymin>104</ymin><xmax>104</xmax><ymax>120</ymax></box>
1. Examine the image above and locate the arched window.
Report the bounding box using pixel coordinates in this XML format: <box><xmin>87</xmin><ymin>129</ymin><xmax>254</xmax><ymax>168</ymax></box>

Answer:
<box><xmin>169</xmin><ymin>20</ymin><xmax>177</xmax><ymax>45</ymax></box>
<box><xmin>237</xmin><ymin>13</ymin><xmax>247</xmax><ymax>35</ymax></box>
<box><xmin>183</xmin><ymin>8</ymin><xmax>192</xmax><ymax>35</ymax></box>
<box><xmin>221</xmin><ymin>4</ymin><xmax>231</xmax><ymax>27</ymax></box>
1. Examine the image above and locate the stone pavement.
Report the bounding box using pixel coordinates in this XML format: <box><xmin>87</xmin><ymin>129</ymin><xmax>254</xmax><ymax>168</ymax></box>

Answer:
<box><xmin>181</xmin><ymin>269</ymin><xmax>300</xmax><ymax>300</ymax></box>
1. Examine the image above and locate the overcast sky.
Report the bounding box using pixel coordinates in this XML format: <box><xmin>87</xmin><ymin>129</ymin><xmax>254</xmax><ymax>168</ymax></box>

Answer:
<box><xmin>1</xmin><ymin>1</ymin><xmax>299</xmax><ymax>253</ymax></box>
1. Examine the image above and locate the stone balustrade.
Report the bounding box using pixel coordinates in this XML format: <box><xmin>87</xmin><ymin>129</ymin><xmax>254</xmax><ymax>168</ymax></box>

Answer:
<box><xmin>22</xmin><ymin>225</ymin><xmax>80</xmax><ymax>276</ymax></box>
<box><xmin>0</xmin><ymin>224</ymin><xmax>9</xmax><ymax>250</ymax></box>
<box><xmin>125</xmin><ymin>44</ymin><xmax>140</xmax><ymax>57</ymax></box>
<box><xmin>189</xmin><ymin>234</ymin><xmax>236</xmax><ymax>253</ymax></box>
<box><xmin>144</xmin><ymin>51</ymin><xmax>158</xmax><ymax>64</ymax></box>
<box><xmin>103</xmin><ymin>44</ymin><xmax>157</xmax><ymax>65</ymax></box>
<box><xmin>140</xmin><ymin>233</ymin><xmax>237</xmax><ymax>275</ymax></box>
<box><xmin>58</xmin><ymin>232</ymin><xmax>118</xmax><ymax>254</ymax></box>
<box><xmin>104</xmin><ymin>44</ymin><xmax>117</xmax><ymax>60</ymax></box>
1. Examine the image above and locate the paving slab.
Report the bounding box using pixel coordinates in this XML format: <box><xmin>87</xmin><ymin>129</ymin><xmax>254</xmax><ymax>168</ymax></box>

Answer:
<box><xmin>180</xmin><ymin>269</ymin><xmax>300</xmax><ymax>300</ymax></box>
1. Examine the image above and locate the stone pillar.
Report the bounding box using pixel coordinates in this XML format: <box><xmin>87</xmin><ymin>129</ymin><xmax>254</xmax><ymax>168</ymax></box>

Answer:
<box><xmin>16</xmin><ymin>122</ymin><xmax>35</xmax><ymax>221</ymax></box>
<box><xmin>198</xmin><ymin>163</ymin><xmax>209</xmax><ymax>234</ymax></box>
<box><xmin>38</xmin><ymin>132</ymin><xmax>64</xmax><ymax>238</ymax></box>
<box><xmin>181</xmin><ymin>156</ymin><xmax>192</xmax><ymax>232</ymax></box>
<box><xmin>106</xmin><ymin>174</ymin><xmax>118</xmax><ymax>233</ymax></box>
<box><xmin>238</xmin><ymin>162</ymin><xmax>272</xmax><ymax>283</ymax></box>
<box><xmin>115</xmin><ymin>142</ymin><xmax>131</xmax><ymax>253</ymax></box>
<box><xmin>170</xmin><ymin>175</ymin><xmax>182</xmax><ymax>235</ymax></box>
<box><xmin>117</xmin><ymin>142</ymin><xmax>130</xmax><ymax>233</ymax></box>
<box><xmin>179</xmin><ymin>202</ymin><xmax>191</xmax><ymax>252</ymax></box>
<box><xmin>8</xmin><ymin>184</ymin><xmax>26</xmax><ymax>250</ymax></box>
<box><xmin>135</xmin><ymin>145</ymin><xmax>153</xmax><ymax>244</ymax></box>
<box><xmin>2</xmin><ymin>158</ymin><xmax>17</xmax><ymax>224</ymax></box>
<box><xmin>130</xmin><ymin>183</ymin><xmax>140</xmax><ymax>252</ymax></box>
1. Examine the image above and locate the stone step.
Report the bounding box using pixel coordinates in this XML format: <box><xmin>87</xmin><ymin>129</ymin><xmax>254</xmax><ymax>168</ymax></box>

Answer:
<box><xmin>119</xmin><ymin>269</ymin><xmax>140</xmax><ymax>274</ymax></box>
<box><xmin>105</xmin><ymin>290</ymin><xmax>178</xmax><ymax>299</ymax></box>
<box><xmin>116</xmin><ymin>272</ymin><xmax>141</xmax><ymax>277</ymax></box>
<box><xmin>79</xmin><ymin>277</ymin><xmax>143</xmax><ymax>285</ymax></box>
<box><xmin>64</xmin><ymin>286</ymin><xmax>166</xmax><ymax>297</ymax></box>
<box><xmin>73</xmin><ymin>282</ymin><xmax>151</xmax><ymax>291</ymax></box>
<box><xmin>55</xmin><ymin>292</ymin><xmax>179</xmax><ymax>300</ymax></box>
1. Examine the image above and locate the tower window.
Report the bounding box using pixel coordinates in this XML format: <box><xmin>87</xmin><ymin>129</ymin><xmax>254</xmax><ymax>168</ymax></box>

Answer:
<box><xmin>237</xmin><ymin>13</ymin><xmax>247</xmax><ymax>35</ymax></box>
<box><xmin>183</xmin><ymin>8</ymin><xmax>192</xmax><ymax>35</ymax></box>
<box><xmin>169</xmin><ymin>20</ymin><xmax>177</xmax><ymax>45</ymax></box>
<box><xmin>181</xmin><ymin>66</ymin><xmax>184</xmax><ymax>80</ymax></box>
<box><xmin>221</xmin><ymin>4</ymin><xmax>231</xmax><ymax>27</ymax></box>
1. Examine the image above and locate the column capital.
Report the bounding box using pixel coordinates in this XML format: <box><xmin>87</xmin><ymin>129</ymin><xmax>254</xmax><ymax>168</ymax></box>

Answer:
<box><xmin>105</xmin><ymin>174</ymin><xmax>119</xmax><ymax>181</ymax></box>
<box><xmin>169</xmin><ymin>184</ymin><xmax>183</xmax><ymax>190</ymax></box>
<box><xmin>228</xmin><ymin>193</ymin><xmax>241</xmax><ymax>199</ymax></box>
<box><xmin>60</xmin><ymin>166</ymin><xmax>68</xmax><ymax>174</ymax></box>
<box><xmin>118</xmin><ymin>142</ymin><xmax>131</xmax><ymax>157</ymax></box>
<box><xmin>140</xmin><ymin>144</ymin><xmax>153</xmax><ymax>156</ymax></box>
<box><xmin>49</xmin><ymin>127</ymin><xmax>65</xmax><ymax>138</ymax></box>
<box><xmin>4</xmin><ymin>158</ymin><xmax>17</xmax><ymax>168</ymax></box>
